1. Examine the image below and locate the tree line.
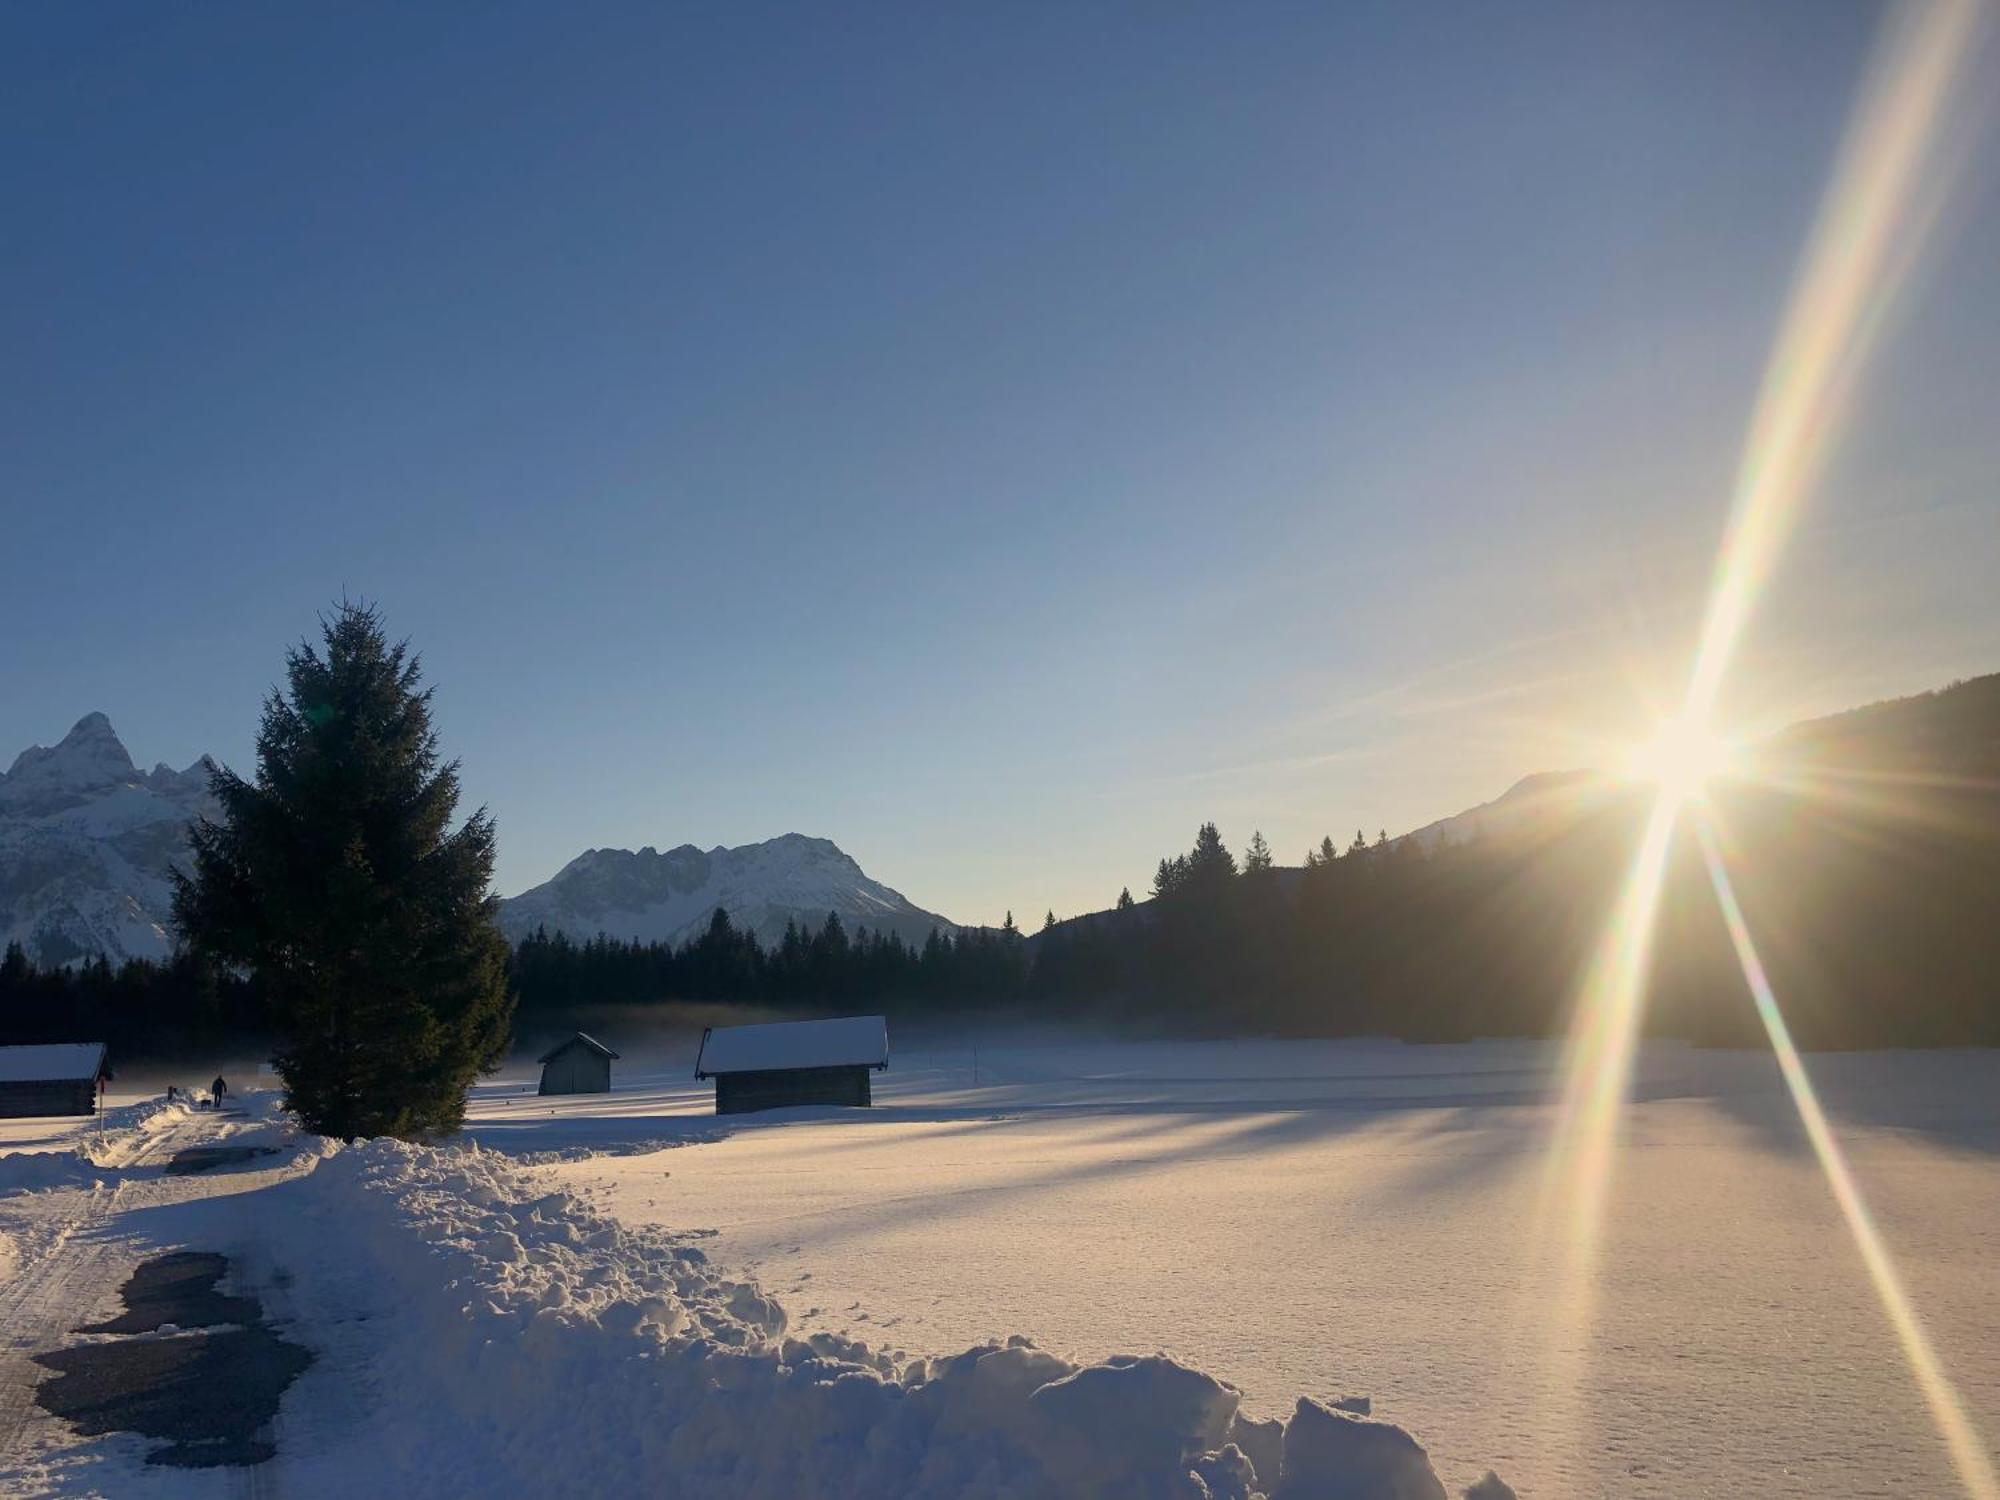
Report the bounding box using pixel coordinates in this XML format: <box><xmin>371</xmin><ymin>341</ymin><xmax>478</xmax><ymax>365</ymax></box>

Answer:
<box><xmin>8</xmin><ymin>606</ymin><xmax>1996</xmax><ymax>1142</ymax></box>
<box><xmin>509</xmin><ymin>783</ymin><xmax>2000</xmax><ymax>1051</ymax></box>
<box><xmin>411</xmin><ymin>773</ymin><xmax>2000</xmax><ymax>1050</ymax></box>
<box><xmin>1032</xmin><ymin>790</ymin><xmax>2000</xmax><ymax>1049</ymax></box>
<box><xmin>10</xmin><ymin>771</ymin><xmax>2000</xmax><ymax>1073</ymax></box>
<box><xmin>0</xmin><ymin>944</ymin><xmax>267</xmax><ymax>1060</ymax></box>
<box><xmin>511</xmin><ymin>909</ymin><xmax>1027</xmax><ymax>1014</ymax></box>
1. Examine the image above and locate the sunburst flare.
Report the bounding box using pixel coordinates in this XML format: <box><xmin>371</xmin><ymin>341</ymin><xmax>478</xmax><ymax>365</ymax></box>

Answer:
<box><xmin>1535</xmin><ymin>0</ymin><xmax>1993</xmax><ymax>1489</ymax></box>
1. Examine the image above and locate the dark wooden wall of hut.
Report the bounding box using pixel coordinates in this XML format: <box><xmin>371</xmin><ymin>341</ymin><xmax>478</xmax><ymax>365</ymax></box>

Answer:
<box><xmin>714</xmin><ymin>1065</ymin><xmax>872</xmax><ymax>1115</ymax></box>
<box><xmin>538</xmin><ymin>1047</ymin><xmax>612</xmax><ymax>1096</ymax></box>
<box><xmin>0</xmin><ymin>1079</ymin><xmax>96</xmax><ymax>1117</ymax></box>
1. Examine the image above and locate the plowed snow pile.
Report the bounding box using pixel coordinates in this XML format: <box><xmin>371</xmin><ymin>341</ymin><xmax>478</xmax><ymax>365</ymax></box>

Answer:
<box><xmin>265</xmin><ymin>1135</ymin><xmax>1508</xmax><ymax>1498</ymax></box>
<box><xmin>0</xmin><ymin>1095</ymin><xmax>189</xmax><ymax>1193</ymax></box>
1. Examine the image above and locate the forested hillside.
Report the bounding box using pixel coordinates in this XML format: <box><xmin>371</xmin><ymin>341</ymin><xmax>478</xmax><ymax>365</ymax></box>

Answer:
<box><xmin>7</xmin><ymin>675</ymin><xmax>1996</xmax><ymax>1056</ymax></box>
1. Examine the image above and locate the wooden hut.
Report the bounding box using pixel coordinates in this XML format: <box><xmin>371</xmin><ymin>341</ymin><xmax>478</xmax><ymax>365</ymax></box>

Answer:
<box><xmin>694</xmin><ymin>1015</ymin><xmax>888</xmax><ymax>1115</ymax></box>
<box><xmin>536</xmin><ymin>1032</ymin><xmax>618</xmax><ymax>1096</ymax></box>
<box><xmin>0</xmin><ymin>1042</ymin><xmax>110</xmax><ymax>1118</ymax></box>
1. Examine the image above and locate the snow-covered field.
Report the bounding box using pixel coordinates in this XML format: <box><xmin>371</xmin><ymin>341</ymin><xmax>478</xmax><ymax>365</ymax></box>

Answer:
<box><xmin>475</xmin><ymin>1034</ymin><xmax>2000</xmax><ymax>1498</ymax></box>
<box><xmin>2</xmin><ymin>1033</ymin><xmax>1997</xmax><ymax>1497</ymax></box>
<box><xmin>1</xmin><ymin>1044</ymin><xmax>1512</xmax><ymax>1499</ymax></box>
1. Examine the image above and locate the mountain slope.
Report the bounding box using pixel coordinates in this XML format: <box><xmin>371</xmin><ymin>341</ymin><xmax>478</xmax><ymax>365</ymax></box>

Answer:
<box><xmin>1755</xmin><ymin>671</ymin><xmax>2000</xmax><ymax>779</ymax></box>
<box><xmin>498</xmin><ymin>834</ymin><xmax>955</xmax><ymax>949</ymax></box>
<box><xmin>1041</xmin><ymin>670</ymin><xmax>2000</xmax><ymax>945</ymax></box>
<box><xmin>1396</xmin><ymin>767</ymin><xmax>1604</xmax><ymax>852</ymax></box>
<box><xmin>0</xmin><ymin>714</ymin><xmax>217</xmax><ymax>965</ymax></box>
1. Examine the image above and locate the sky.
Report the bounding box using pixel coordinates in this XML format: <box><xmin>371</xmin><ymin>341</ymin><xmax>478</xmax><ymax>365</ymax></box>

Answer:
<box><xmin>4</xmin><ymin>1</ymin><xmax>1998</xmax><ymax>925</ymax></box>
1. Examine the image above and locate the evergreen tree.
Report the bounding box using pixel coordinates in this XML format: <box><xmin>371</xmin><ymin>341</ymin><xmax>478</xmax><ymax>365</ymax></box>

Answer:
<box><xmin>173</xmin><ymin>603</ymin><xmax>513</xmax><ymax>1140</ymax></box>
<box><xmin>1043</xmin><ymin>909</ymin><xmax>1058</xmax><ymax>932</ymax></box>
<box><xmin>920</xmin><ymin>929</ymin><xmax>949</xmax><ymax>964</ymax></box>
<box><xmin>0</xmin><ymin>942</ymin><xmax>33</xmax><ymax>1040</ymax></box>
<box><xmin>1243</xmin><ymin>830</ymin><xmax>1273</xmax><ymax>874</ymax></box>
<box><xmin>1186</xmin><ymin>822</ymin><xmax>1237</xmax><ymax>890</ymax></box>
<box><xmin>1116</xmin><ymin>887</ymin><xmax>1135</xmax><ymax>911</ymax></box>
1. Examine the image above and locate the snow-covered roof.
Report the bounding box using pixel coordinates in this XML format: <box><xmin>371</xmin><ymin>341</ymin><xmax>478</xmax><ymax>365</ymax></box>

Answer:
<box><xmin>695</xmin><ymin>1016</ymin><xmax>888</xmax><ymax>1077</ymax></box>
<box><xmin>0</xmin><ymin>1042</ymin><xmax>108</xmax><ymax>1084</ymax></box>
<box><xmin>537</xmin><ymin>1031</ymin><xmax>620</xmax><ymax>1065</ymax></box>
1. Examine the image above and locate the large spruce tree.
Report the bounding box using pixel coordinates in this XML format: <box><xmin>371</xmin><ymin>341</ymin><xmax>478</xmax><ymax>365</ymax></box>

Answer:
<box><xmin>173</xmin><ymin>604</ymin><xmax>513</xmax><ymax>1140</ymax></box>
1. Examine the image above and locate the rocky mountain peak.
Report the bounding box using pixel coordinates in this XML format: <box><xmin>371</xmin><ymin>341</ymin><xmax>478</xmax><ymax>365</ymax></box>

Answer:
<box><xmin>500</xmin><ymin>833</ymin><xmax>953</xmax><ymax>950</ymax></box>
<box><xmin>1</xmin><ymin>712</ymin><xmax>148</xmax><ymax>814</ymax></box>
<box><xmin>1</xmin><ymin>716</ymin><xmax>220</xmax><ymax>965</ymax></box>
<box><xmin>5</xmin><ymin>710</ymin><xmax>134</xmax><ymax>779</ymax></box>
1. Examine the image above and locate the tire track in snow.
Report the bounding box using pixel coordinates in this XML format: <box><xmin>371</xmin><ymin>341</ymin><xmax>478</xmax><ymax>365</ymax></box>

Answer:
<box><xmin>0</xmin><ymin>1109</ymin><xmax>203</xmax><ymax>1473</ymax></box>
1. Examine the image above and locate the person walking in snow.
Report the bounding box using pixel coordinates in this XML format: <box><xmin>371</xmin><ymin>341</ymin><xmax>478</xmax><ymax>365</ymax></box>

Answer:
<box><xmin>211</xmin><ymin>1075</ymin><xmax>227</xmax><ymax>1107</ymax></box>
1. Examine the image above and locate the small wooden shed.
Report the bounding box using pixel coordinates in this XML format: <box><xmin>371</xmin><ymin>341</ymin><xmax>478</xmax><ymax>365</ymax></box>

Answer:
<box><xmin>537</xmin><ymin>1032</ymin><xmax>618</xmax><ymax>1096</ymax></box>
<box><xmin>694</xmin><ymin>1015</ymin><xmax>888</xmax><ymax>1115</ymax></box>
<box><xmin>0</xmin><ymin>1042</ymin><xmax>110</xmax><ymax>1118</ymax></box>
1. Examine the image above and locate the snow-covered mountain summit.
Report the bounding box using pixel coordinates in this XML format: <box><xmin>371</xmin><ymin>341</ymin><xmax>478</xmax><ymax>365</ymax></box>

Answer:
<box><xmin>0</xmin><ymin>714</ymin><xmax>218</xmax><ymax>964</ymax></box>
<box><xmin>499</xmin><ymin>833</ymin><xmax>955</xmax><ymax>949</ymax></box>
<box><xmin>0</xmin><ymin>716</ymin><xmax>955</xmax><ymax>962</ymax></box>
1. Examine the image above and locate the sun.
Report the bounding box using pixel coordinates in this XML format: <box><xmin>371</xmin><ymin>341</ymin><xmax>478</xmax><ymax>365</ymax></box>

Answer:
<box><xmin>1621</xmin><ymin>714</ymin><xmax>1739</xmax><ymax>805</ymax></box>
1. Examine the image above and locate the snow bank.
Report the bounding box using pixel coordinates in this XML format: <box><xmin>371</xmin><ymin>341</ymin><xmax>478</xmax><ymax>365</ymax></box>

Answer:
<box><xmin>83</xmin><ymin>1094</ymin><xmax>190</xmax><ymax>1164</ymax></box>
<box><xmin>0</xmin><ymin>1150</ymin><xmax>103</xmax><ymax>1195</ymax></box>
<box><xmin>267</xmin><ymin>1131</ymin><xmax>1510</xmax><ymax>1499</ymax></box>
<box><xmin>0</xmin><ymin>1095</ymin><xmax>189</xmax><ymax>1195</ymax></box>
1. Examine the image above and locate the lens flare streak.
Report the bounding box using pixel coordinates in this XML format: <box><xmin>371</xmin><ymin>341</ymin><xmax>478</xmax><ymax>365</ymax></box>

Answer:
<box><xmin>1533</xmin><ymin>1</ymin><xmax>1992</xmax><ymax>1484</ymax></box>
<box><xmin>1682</xmin><ymin>0</ymin><xmax>1981</xmax><ymax>729</ymax></box>
<box><xmin>1525</xmin><ymin>794</ymin><xmax>1684</xmax><ymax>1482</ymax></box>
<box><xmin>1694</xmin><ymin>818</ymin><xmax>2000</xmax><ymax>1500</ymax></box>
<box><xmin>1541</xmin><ymin>795</ymin><xmax>1679</xmax><ymax>1259</ymax></box>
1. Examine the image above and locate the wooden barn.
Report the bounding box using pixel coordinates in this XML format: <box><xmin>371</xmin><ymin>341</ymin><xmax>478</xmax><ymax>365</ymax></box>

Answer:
<box><xmin>0</xmin><ymin>1042</ymin><xmax>110</xmax><ymax>1118</ymax></box>
<box><xmin>536</xmin><ymin>1032</ymin><xmax>619</xmax><ymax>1096</ymax></box>
<box><xmin>694</xmin><ymin>1015</ymin><xmax>888</xmax><ymax>1115</ymax></box>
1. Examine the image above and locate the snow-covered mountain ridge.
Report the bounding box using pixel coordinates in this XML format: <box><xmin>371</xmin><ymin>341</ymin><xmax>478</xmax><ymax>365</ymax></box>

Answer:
<box><xmin>0</xmin><ymin>713</ymin><xmax>217</xmax><ymax>965</ymax></box>
<box><xmin>498</xmin><ymin>834</ymin><xmax>957</xmax><ymax>949</ymax></box>
<box><xmin>0</xmin><ymin>719</ymin><xmax>955</xmax><ymax>962</ymax></box>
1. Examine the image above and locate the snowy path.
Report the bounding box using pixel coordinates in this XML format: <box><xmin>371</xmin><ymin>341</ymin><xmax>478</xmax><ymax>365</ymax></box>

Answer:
<box><xmin>0</xmin><ymin>1105</ymin><xmax>197</xmax><ymax>1464</ymax></box>
<box><xmin>0</xmin><ymin>1099</ymin><xmax>322</xmax><ymax>1498</ymax></box>
<box><xmin>523</xmin><ymin>1037</ymin><xmax>2000</xmax><ymax>1499</ymax></box>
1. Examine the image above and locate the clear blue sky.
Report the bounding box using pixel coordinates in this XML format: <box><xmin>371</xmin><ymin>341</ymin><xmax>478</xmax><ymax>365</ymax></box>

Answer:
<box><xmin>5</xmin><ymin>2</ymin><xmax>1997</xmax><ymax>924</ymax></box>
